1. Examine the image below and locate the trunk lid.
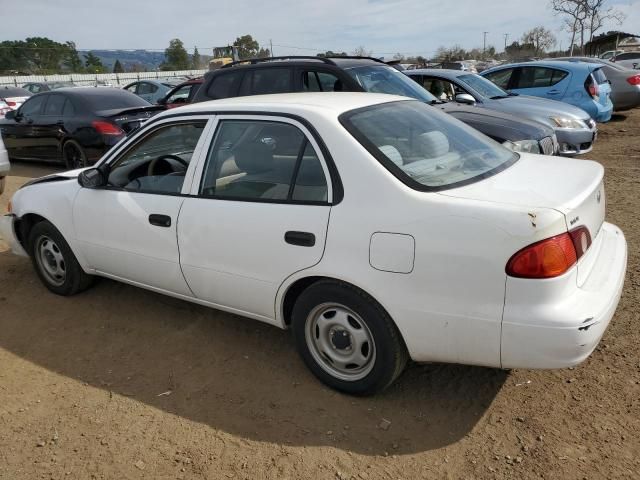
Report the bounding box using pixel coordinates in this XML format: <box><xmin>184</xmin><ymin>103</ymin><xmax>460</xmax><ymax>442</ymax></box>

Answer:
<box><xmin>439</xmin><ymin>152</ymin><xmax>606</xmax><ymax>257</ymax></box>
<box><xmin>97</xmin><ymin>105</ymin><xmax>164</xmax><ymax>134</ymax></box>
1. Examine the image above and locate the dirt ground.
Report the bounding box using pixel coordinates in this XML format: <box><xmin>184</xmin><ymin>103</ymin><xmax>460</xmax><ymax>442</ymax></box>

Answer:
<box><xmin>0</xmin><ymin>110</ymin><xmax>639</xmax><ymax>480</ymax></box>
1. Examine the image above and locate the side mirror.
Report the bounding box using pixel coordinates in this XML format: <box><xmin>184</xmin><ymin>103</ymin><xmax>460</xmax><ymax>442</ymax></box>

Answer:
<box><xmin>78</xmin><ymin>166</ymin><xmax>108</xmax><ymax>188</ymax></box>
<box><xmin>5</xmin><ymin>110</ymin><xmax>16</xmax><ymax>120</ymax></box>
<box><xmin>455</xmin><ymin>93</ymin><xmax>476</xmax><ymax>105</ymax></box>
<box><xmin>157</xmin><ymin>97</ymin><xmax>167</xmax><ymax>105</ymax></box>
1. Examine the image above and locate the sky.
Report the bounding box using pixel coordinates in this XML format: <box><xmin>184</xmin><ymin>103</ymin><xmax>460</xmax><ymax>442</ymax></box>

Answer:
<box><xmin>3</xmin><ymin>0</ymin><xmax>639</xmax><ymax>58</ymax></box>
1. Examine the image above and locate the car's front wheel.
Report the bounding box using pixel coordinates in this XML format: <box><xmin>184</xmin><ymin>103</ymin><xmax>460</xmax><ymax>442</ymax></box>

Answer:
<box><xmin>28</xmin><ymin>220</ymin><xmax>94</xmax><ymax>296</ymax></box>
<box><xmin>291</xmin><ymin>280</ymin><xmax>408</xmax><ymax>395</ymax></box>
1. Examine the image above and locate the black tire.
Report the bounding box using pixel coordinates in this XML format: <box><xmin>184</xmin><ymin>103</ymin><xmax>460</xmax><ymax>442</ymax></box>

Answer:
<box><xmin>28</xmin><ymin>220</ymin><xmax>94</xmax><ymax>296</ymax></box>
<box><xmin>63</xmin><ymin>140</ymin><xmax>88</xmax><ymax>169</ymax></box>
<box><xmin>291</xmin><ymin>280</ymin><xmax>408</xmax><ymax>396</ymax></box>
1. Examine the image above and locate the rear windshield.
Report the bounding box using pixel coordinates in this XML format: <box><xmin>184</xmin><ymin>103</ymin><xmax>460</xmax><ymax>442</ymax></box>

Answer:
<box><xmin>0</xmin><ymin>87</ymin><xmax>31</xmax><ymax>97</ymax></box>
<box><xmin>592</xmin><ymin>68</ymin><xmax>608</xmax><ymax>85</ymax></box>
<box><xmin>340</xmin><ymin>100</ymin><xmax>518</xmax><ymax>191</ymax></box>
<box><xmin>83</xmin><ymin>91</ymin><xmax>150</xmax><ymax>111</ymax></box>
<box><xmin>345</xmin><ymin>65</ymin><xmax>438</xmax><ymax>103</ymax></box>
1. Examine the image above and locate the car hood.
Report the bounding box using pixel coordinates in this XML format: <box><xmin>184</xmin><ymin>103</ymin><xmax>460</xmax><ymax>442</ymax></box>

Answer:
<box><xmin>439</xmin><ymin>103</ymin><xmax>553</xmax><ymax>140</ymax></box>
<box><xmin>20</xmin><ymin>168</ymin><xmax>87</xmax><ymax>189</ymax></box>
<box><xmin>486</xmin><ymin>95</ymin><xmax>592</xmax><ymax>123</ymax></box>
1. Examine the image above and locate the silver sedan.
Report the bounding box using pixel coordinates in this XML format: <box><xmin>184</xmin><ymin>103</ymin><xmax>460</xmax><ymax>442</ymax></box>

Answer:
<box><xmin>405</xmin><ymin>69</ymin><xmax>598</xmax><ymax>156</ymax></box>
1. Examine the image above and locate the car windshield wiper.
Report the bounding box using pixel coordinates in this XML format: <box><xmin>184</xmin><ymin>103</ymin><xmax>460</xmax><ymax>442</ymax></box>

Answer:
<box><xmin>429</xmin><ymin>99</ymin><xmax>446</xmax><ymax>105</ymax></box>
<box><xmin>508</xmin><ymin>92</ymin><xmax>519</xmax><ymax>96</ymax></box>
<box><xmin>489</xmin><ymin>95</ymin><xmax>509</xmax><ymax>100</ymax></box>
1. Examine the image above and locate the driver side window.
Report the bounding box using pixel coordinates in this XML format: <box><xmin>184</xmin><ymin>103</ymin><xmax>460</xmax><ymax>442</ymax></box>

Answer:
<box><xmin>107</xmin><ymin>122</ymin><xmax>206</xmax><ymax>194</ymax></box>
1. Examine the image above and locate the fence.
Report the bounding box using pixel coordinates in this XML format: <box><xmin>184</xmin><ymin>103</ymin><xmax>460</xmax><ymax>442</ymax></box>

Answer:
<box><xmin>0</xmin><ymin>70</ymin><xmax>208</xmax><ymax>87</ymax></box>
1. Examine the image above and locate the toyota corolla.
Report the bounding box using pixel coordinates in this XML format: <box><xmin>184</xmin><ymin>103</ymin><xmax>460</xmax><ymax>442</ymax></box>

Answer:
<box><xmin>0</xmin><ymin>93</ymin><xmax>627</xmax><ymax>395</ymax></box>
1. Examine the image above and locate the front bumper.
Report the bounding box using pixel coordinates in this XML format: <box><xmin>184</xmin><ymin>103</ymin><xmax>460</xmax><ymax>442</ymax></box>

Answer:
<box><xmin>501</xmin><ymin>222</ymin><xmax>627</xmax><ymax>369</ymax></box>
<box><xmin>555</xmin><ymin>122</ymin><xmax>598</xmax><ymax>156</ymax></box>
<box><xmin>0</xmin><ymin>214</ymin><xmax>28</xmax><ymax>256</ymax></box>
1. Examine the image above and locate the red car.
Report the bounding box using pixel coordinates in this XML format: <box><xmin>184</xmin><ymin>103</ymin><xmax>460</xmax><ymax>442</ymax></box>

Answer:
<box><xmin>158</xmin><ymin>78</ymin><xmax>203</xmax><ymax>109</ymax></box>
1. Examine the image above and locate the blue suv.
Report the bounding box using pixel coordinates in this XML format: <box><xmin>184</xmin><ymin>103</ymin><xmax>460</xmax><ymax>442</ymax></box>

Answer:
<box><xmin>481</xmin><ymin>61</ymin><xmax>613</xmax><ymax>122</ymax></box>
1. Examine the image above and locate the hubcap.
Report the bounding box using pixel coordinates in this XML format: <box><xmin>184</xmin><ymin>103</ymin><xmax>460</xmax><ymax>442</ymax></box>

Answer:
<box><xmin>305</xmin><ymin>303</ymin><xmax>376</xmax><ymax>381</ymax></box>
<box><xmin>35</xmin><ymin>236</ymin><xmax>66</xmax><ymax>286</ymax></box>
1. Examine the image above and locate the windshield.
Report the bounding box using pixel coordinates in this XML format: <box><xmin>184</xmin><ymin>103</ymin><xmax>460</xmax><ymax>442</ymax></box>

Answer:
<box><xmin>340</xmin><ymin>100</ymin><xmax>518</xmax><ymax>190</ymax></box>
<box><xmin>345</xmin><ymin>65</ymin><xmax>438</xmax><ymax>103</ymax></box>
<box><xmin>458</xmin><ymin>74</ymin><xmax>509</xmax><ymax>99</ymax></box>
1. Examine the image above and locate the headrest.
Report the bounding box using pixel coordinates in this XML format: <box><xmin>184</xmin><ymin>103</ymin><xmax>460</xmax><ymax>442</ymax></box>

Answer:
<box><xmin>379</xmin><ymin>145</ymin><xmax>403</xmax><ymax>166</ymax></box>
<box><xmin>233</xmin><ymin>142</ymin><xmax>274</xmax><ymax>174</ymax></box>
<box><xmin>418</xmin><ymin>131</ymin><xmax>449</xmax><ymax>158</ymax></box>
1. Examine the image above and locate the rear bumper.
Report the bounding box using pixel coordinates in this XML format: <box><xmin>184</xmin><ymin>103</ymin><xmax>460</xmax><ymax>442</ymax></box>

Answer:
<box><xmin>0</xmin><ymin>214</ymin><xmax>28</xmax><ymax>256</ymax></box>
<box><xmin>501</xmin><ymin>222</ymin><xmax>627</xmax><ymax>369</ymax></box>
<box><xmin>593</xmin><ymin>100</ymin><xmax>613</xmax><ymax>123</ymax></box>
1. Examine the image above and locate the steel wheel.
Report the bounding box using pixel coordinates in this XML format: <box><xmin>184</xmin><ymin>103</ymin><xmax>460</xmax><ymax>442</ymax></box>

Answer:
<box><xmin>305</xmin><ymin>302</ymin><xmax>376</xmax><ymax>381</ymax></box>
<box><xmin>34</xmin><ymin>235</ymin><xmax>66</xmax><ymax>287</ymax></box>
<box><xmin>63</xmin><ymin>142</ymin><xmax>86</xmax><ymax>169</ymax></box>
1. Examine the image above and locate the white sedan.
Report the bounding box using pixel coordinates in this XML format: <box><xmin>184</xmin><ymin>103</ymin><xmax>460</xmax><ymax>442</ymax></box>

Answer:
<box><xmin>0</xmin><ymin>93</ymin><xmax>627</xmax><ymax>395</ymax></box>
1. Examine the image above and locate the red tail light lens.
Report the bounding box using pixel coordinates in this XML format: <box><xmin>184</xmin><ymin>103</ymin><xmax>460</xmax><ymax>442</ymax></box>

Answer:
<box><xmin>6</xmin><ymin>101</ymin><xmax>16</xmax><ymax>107</ymax></box>
<box><xmin>92</xmin><ymin>120</ymin><xmax>124</xmax><ymax>135</ymax></box>
<box><xmin>506</xmin><ymin>227</ymin><xmax>592</xmax><ymax>279</ymax></box>
<box><xmin>506</xmin><ymin>233</ymin><xmax>577</xmax><ymax>279</ymax></box>
<box><xmin>627</xmin><ymin>74</ymin><xmax>640</xmax><ymax>86</ymax></box>
<box><xmin>588</xmin><ymin>82</ymin><xmax>599</xmax><ymax>99</ymax></box>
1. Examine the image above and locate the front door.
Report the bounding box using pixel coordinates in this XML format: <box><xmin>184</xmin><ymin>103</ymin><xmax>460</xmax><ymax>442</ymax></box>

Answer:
<box><xmin>178</xmin><ymin>116</ymin><xmax>333</xmax><ymax>321</ymax></box>
<box><xmin>73</xmin><ymin>119</ymin><xmax>211</xmax><ymax>296</ymax></box>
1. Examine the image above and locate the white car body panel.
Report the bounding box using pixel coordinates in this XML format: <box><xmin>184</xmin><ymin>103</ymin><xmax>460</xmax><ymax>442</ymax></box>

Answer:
<box><xmin>1</xmin><ymin>93</ymin><xmax>627</xmax><ymax>371</ymax></box>
<box><xmin>0</xmin><ymin>135</ymin><xmax>9</xmax><ymax>194</ymax></box>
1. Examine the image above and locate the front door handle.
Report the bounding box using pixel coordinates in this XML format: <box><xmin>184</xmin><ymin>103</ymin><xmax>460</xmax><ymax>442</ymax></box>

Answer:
<box><xmin>285</xmin><ymin>231</ymin><xmax>315</xmax><ymax>247</ymax></box>
<box><xmin>149</xmin><ymin>214</ymin><xmax>171</xmax><ymax>227</ymax></box>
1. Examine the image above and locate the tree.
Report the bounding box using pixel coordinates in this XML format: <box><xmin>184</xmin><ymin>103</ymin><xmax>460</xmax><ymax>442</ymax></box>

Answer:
<box><xmin>161</xmin><ymin>38</ymin><xmax>190</xmax><ymax>70</ymax></box>
<box><xmin>62</xmin><ymin>41</ymin><xmax>83</xmax><ymax>72</ymax></box>
<box><xmin>257</xmin><ymin>47</ymin><xmax>271</xmax><ymax>58</ymax></box>
<box><xmin>233</xmin><ymin>35</ymin><xmax>260</xmax><ymax>59</ymax></box>
<box><xmin>550</xmin><ymin>0</ymin><xmax>625</xmax><ymax>54</ymax></box>
<box><xmin>191</xmin><ymin>47</ymin><xmax>201</xmax><ymax>69</ymax></box>
<box><xmin>113</xmin><ymin>59</ymin><xmax>124</xmax><ymax>73</ymax></box>
<box><xmin>317</xmin><ymin>51</ymin><xmax>347</xmax><ymax>57</ymax></box>
<box><xmin>84</xmin><ymin>52</ymin><xmax>106</xmax><ymax>73</ymax></box>
<box><xmin>522</xmin><ymin>26</ymin><xmax>557</xmax><ymax>55</ymax></box>
<box><xmin>352</xmin><ymin>46</ymin><xmax>372</xmax><ymax>57</ymax></box>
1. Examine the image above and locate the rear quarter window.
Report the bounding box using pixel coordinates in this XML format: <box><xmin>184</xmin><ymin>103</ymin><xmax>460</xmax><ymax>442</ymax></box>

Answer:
<box><xmin>206</xmin><ymin>71</ymin><xmax>244</xmax><ymax>99</ymax></box>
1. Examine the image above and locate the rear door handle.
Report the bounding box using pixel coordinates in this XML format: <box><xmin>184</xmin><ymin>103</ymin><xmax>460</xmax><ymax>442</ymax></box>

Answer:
<box><xmin>285</xmin><ymin>231</ymin><xmax>315</xmax><ymax>247</ymax></box>
<box><xmin>547</xmin><ymin>89</ymin><xmax>561</xmax><ymax>95</ymax></box>
<box><xmin>149</xmin><ymin>214</ymin><xmax>171</xmax><ymax>227</ymax></box>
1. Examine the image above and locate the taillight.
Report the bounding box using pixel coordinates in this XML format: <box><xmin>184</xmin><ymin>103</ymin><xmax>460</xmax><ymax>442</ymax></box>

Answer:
<box><xmin>569</xmin><ymin>225</ymin><xmax>592</xmax><ymax>259</ymax></box>
<box><xmin>506</xmin><ymin>233</ymin><xmax>577</xmax><ymax>279</ymax></box>
<box><xmin>587</xmin><ymin>82</ymin><xmax>599</xmax><ymax>99</ymax></box>
<box><xmin>92</xmin><ymin>120</ymin><xmax>124</xmax><ymax>136</ymax></box>
<box><xmin>627</xmin><ymin>74</ymin><xmax>640</xmax><ymax>86</ymax></box>
<box><xmin>6</xmin><ymin>101</ymin><xmax>16</xmax><ymax>107</ymax></box>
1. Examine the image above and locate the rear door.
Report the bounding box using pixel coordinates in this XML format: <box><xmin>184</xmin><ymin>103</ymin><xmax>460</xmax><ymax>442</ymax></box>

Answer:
<box><xmin>38</xmin><ymin>93</ymin><xmax>68</xmax><ymax>160</ymax></box>
<box><xmin>178</xmin><ymin>115</ymin><xmax>333</xmax><ymax>321</ymax></box>
<box><xmin>510</xmin><ymin>66</ymin><xmax>570</xmax><ymax>99</ymax></box>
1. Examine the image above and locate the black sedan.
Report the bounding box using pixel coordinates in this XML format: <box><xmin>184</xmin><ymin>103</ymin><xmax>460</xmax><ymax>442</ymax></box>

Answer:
<box><xmin>0</xmin><ymin>88</ymin><xmax>164</xmax><ymax>168</ymax></box>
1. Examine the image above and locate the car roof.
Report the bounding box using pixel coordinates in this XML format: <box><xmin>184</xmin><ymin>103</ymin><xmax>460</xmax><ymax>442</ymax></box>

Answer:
<box><xmin>486</xmin><ymin>60</ymin><xmax>601</xmax><ymax>72</ymax></box>
<box><xmin>46</xmin><ymin>87</ymin><xmax>137</xmax><ymax>97</ymax></box>
<box><xmin>155</xmin><ymin>92</ymin><xmax>410</xmax><ymax>118</ymax></box>
<box><xmin>218</xmin><ymin>56</ymin><xmax>384</xmax><ymax>71</ymax></box>
<box><xmin>405</xmin><ymin>69</ymin><xmax>472</xmax><ymax>78</ymax></box>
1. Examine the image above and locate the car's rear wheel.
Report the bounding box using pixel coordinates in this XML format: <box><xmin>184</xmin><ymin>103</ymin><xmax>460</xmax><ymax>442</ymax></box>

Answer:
<box><xmin>291</xmin><ymin>280</ymin><xmax>408</xmax><ymax>395</ymax></box>
<box><xmin>63</xmin><ymin>140</ymin><xmax>87</xmax><ymax>169</ymax></box>
<box><xmin>28</xmin><ymin>220</ymin><xmax>94</xmax><ymax>296</ymax></box>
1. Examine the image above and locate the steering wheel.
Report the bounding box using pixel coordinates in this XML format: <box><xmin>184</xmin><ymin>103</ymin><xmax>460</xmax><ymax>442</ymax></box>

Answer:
<box><xmin>147</xmin><ymin>154</ymin><xmax>189</xmax><ymax>177</ymax></box>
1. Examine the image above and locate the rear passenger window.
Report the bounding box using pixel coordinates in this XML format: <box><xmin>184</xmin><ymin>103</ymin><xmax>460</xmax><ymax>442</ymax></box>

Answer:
<box><xmin>302</xmin><ymin>71</ymin><xmax>342</xmax><ymax>92</ymax></box>
<box><xmin>43</xmin><ymin>95</ymin><xmax>66</xmax><ymax>116</ymax></box>
<box><xmin>238</xmin><ymin>69</ymin><xmax>292</xmax><ymax>96</ymax></box>
<box><xmin>484</xmin><ymin>69</ymin><xmax>514</xmax><ymax>89</ymax></box>
<box><xmin>516</xmin><ymin>67</ymin><xmax>568</xmax><ymax>88</ymax></box>
<box><xmin>200</xmin><ymin>120</ymin><xmax>328</xmax><ymax>202</ymax></box>
<box><xmin>63</xmin><ymin>99</ymin><xmax>75</xmax><ymax>117</ymax></box>
<box><xmin>207</xmin><ymin>71</ymin><xmax>244</xmax><ymax>99</ymax></box>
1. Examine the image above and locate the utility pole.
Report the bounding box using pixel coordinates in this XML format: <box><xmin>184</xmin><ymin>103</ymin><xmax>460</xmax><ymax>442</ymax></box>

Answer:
<box><xmin>504</xmin><ymin>33</ymin><xmax>509</xmax><ymax>52</ymax></box>
<box><xmin>270</xmin><ymin>39</ymin><xmax>273</xmax><ymax>57</ymax></box>
<box><xmin>483</xmin><ymin>31</ymin><xmax>489</xmax><ymax>58</ymax></box>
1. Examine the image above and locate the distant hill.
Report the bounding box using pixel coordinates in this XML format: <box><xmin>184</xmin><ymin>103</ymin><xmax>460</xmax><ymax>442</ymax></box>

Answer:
<box><xmin>79</xmin><ymin>50</ymin><xmax>167</xmax><ymax>71</ymax></box>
